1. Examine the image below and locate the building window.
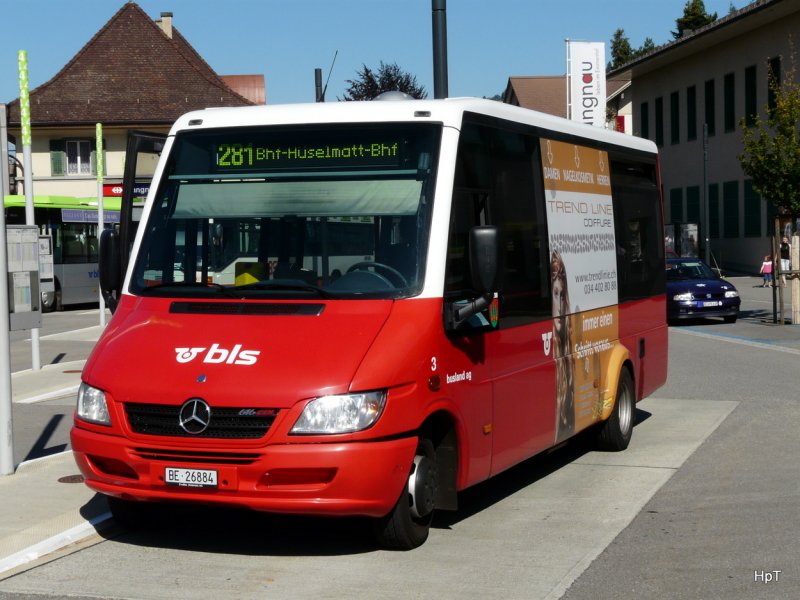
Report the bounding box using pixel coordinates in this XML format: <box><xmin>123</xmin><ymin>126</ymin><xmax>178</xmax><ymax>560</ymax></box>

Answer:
<box><xmin>709</xmin><ymin>183</ymin><xmax>719</xmax><ymax>238</ymax></box>
<box><xmin>743</xmin><ymin>179</ymin><xmax>761</xmax><ymax>237</ymax></box>
<box><xmin>66</xmin><ymin>140</ymin><xmax>92</xmax><ymax>175</ymax></box>
<box><xmin>670</xmin><ymin>91</ymin><xmax>680</xmax><ymax>144</ymax></box>
<box><xmin>655</xmin><ymin>96</ymin><xmax>664</xmax><ymax>147</ymax></box>
<box><xmin>704</xmin><ymin>79</ymin><xmax>716</xmax><ymax>136</ymax></box>
<box><xmin>744</xmin><ymin>65</ymin><xmax>757</xmax><ymax>127</ymax></box>
<box><xmin>724</xmin><ymin>73</ymin><xmax>736</xmax><ymax>132</ymax></box>
<box><xmin>640</xmin><ymin>101</ymin><xmax>650</xmax><ymax>140</ymax></box>
<box><xmin>687</xmin><ymin>85</ymin><xmax>697</xmax><ymax>141</ymax></box>
<box><xmin>723</xmin><ymin>180</ymin><xmax>739</xmax><ymax>238</ymax></box>
<box><xmin>670</xmin><ymin>187</ymin><xmax>683</xmax><ymax>223</ymax></box>
<box><xmin>49</xmin><ymin>139</ymin><xmax>104</xmax><ymax>177</ymax></box>
<box><xmin>767</xmin><ymin>56</ymin><xmax>781</xmax><ymax>113</ymax></box>
<box><xmin>686</xmin><ymin>186</ymin><xmax>700</xmax><ymax>224</ymax></box>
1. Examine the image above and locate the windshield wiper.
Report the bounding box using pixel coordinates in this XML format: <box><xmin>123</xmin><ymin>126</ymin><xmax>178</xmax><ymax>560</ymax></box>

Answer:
<box><xmin>234</xmin><ymin>280</ymin><xmax>339</xmax><ymax>299</ymax></box>
<box><xmin>142</xmin><ymin>281</ymin><xmax>239</xmax><ymax>298</ymax></box>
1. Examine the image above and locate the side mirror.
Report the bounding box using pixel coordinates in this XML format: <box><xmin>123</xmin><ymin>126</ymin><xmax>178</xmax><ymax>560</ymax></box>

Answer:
<box><xmin>99</xmin><ymin>228</ymin><xmax>121</xmax><ymax>313</ymax></box>
<box><xmin>446</xmin><ymin>225</ymin><xmax>501</xmax><ymax>330</ymax></box>
<box><xmin>469</xmin><ymin>225</ymin><xmax>501</xmax><ymax>294</ymax></box>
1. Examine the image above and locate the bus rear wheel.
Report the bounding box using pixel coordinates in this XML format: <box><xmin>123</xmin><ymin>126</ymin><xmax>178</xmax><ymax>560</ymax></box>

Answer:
<box><xmin>597</xmin><ymin>368</ymin><xmax>635</xmax><ymax>451</ymax></box>
<box><xmin>372</xmin><ymin>438</ymin><xmax>438</xmax><ymax>550</ymax></box>
<box><xmin>41</xmin><ymin>287</ymin><xmax>61</xmax><ymax>313</ymax></box>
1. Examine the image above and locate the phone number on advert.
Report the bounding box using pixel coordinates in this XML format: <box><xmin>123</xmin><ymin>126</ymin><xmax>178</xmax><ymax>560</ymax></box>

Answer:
<box><xmin>584</xmin><ymin>280</ymin><xmax>617</xmax><ymax>295</ymax></box>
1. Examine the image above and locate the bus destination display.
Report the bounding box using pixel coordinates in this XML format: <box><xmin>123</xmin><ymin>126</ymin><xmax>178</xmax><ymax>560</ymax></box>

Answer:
<box><xmin>215</xmin><ymin>140</ymin><xmax>403</xmax><ymax>171</ymax></box>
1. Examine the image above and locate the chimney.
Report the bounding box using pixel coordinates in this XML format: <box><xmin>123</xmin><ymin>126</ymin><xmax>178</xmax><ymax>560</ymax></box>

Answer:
<box><xmin>158</xmin><ymin>12</ymin><xmax>173</xmax><ymax>39</ymax></box>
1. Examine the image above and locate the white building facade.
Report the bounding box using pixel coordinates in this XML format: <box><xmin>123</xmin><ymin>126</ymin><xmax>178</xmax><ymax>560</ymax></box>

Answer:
<box><xmin>610</xmin><ymin>0</ymin><xmax>799</xmax><ymax>273</ymax></box>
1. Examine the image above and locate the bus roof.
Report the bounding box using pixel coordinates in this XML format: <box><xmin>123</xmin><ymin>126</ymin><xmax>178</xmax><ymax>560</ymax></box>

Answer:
<box><xmin>170</xmin><ymin>97</ymin><xmax>658</xmax><ymax>156</ymax></box>
<box><xmin>4</xmin><ymin>195</ymin><xmax>127</xmax><ymax>211</ymax></box>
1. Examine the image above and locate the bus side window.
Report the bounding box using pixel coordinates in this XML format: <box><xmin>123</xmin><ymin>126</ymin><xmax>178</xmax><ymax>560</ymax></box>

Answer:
<box><xmin>446</xmin><ymin>120</ymin><xmax>550</xmax><ymax>330</ymax></box>
<box><xmin>611</xmin><ymin>160</ymin><xmax>666</xmax><ymax>300</ymax></box>
<box><xmin>63</xmin><ymin>234</ymin><xmax>86</xmax><ymax>264</ymax></box>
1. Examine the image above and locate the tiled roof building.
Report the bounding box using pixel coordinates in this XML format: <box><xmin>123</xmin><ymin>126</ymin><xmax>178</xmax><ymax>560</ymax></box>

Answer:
<box><xmin>6</xmin><ymin>2</ymin><xmax>256</xmax><ymax>127</ymax></box>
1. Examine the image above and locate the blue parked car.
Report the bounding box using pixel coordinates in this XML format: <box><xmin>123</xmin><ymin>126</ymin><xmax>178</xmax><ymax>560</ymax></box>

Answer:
<box><xmin>666</xmin><ymin>257</ymin><xmax>740</xmax><ymax>324</ymax></box>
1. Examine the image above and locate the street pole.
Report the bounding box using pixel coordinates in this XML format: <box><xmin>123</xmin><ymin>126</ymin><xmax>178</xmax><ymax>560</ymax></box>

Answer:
<box><xmin>18</xmin><ymin>51</ymin><xmax>40</xmax><ymax>371</ymax></box>
<box><xmin>703</xmin><ymin>123</ymin><xmax>710</xmax><ymax>266</ymax></box>
<box><xmin>0</xmin><ymin>105</ymin><xmax>14</xmax><ymax>475</ymax></box>
<box><xmin>432</xmin><ymin>0</ymin><xmax>448</xmax><ymax>99</ymax></box>
<box><xmin>96</xmin><ymin>123</ymin><xmax>106</xmax><ymax>327</ymax></box>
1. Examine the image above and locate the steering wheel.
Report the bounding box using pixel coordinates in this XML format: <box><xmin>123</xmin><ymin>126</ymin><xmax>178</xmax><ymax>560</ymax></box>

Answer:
<box><xmin>346</xmin><ymin>261</ymin><xmax>409</xmax><ymax>288</ymax></box>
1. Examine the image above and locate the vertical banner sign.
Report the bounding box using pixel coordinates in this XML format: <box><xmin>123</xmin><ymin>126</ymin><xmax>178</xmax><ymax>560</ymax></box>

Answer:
<box><xmin>566</xmin><ymin>41</ymin><xmax>606</xmax><ymax>127</ymax></box>
<box><xmin>17</xmin><ymin>51</ymin><xmax>31</xmax><ymax>147</ymax></box>
<box><xmin>541</xmin><ymin>138</ymin><xmax>619</xmax><ymax>444</ymax></box>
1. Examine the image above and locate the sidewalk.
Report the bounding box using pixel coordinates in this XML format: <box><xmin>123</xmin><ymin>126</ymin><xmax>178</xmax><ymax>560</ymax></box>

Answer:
<box><xmin>1</xmin><ymin>344</ymin><xmax>110</xmax><ymax>579</ymax></box>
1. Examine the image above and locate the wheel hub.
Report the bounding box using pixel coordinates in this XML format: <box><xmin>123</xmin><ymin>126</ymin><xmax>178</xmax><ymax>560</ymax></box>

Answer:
<box><xmin>408</xmin><ymin>454</ymin><xmax>438</xmax><ymax>519</ymax></box>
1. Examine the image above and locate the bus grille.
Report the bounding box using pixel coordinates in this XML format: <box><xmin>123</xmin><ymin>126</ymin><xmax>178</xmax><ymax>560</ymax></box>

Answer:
<box><xmin>125</xmin><ymin>403</ymin><xmax>277</xmax><ymax>439</ymax></box>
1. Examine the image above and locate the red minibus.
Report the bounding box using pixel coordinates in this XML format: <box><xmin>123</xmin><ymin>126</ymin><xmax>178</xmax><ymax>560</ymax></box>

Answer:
<box><xmin>71</xmin><ymin>98</ymin><xmax>667</xmax><ymax>549</ymax></box>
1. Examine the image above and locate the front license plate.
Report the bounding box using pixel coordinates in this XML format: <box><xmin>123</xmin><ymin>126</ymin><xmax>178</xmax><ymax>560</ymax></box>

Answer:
<box><xmin>701</xmin><ymin>301</ymin><xmax>722</xmax><ymax>307</ymax></box>
<box><xmin>165</xmin><ymin>467</ymin><xmax>218</xmax><ymax>488</ymax></box>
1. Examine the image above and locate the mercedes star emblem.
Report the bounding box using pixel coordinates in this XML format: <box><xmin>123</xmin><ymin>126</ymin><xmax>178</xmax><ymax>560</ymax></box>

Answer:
<box><xmin>178</xmin><ymin>398</ymin><xmax>211</xmax><ymax>434</ymax></box>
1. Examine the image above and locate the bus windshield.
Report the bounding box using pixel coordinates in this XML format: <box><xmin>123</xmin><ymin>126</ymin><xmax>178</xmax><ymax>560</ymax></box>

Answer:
<box><xmin>130</xmin><ymin>123</ymin><xmax>441</xmax><ymax>299</ymax></box>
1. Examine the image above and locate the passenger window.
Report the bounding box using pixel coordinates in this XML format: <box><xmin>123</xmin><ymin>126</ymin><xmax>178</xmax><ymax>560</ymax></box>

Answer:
<box><xmin>445</xmin><ymin>119</ymin><xmax>550</xmax><ymax>332</ymax></box>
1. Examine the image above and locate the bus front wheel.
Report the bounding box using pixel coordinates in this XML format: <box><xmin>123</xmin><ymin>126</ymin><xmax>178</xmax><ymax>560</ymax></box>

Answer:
<box><xmin>41</xmin><ymin>287</ymin><xmax>61</xmax><ymax>313</ymax></box>
<box><xmin>597</xmin><ymin>368</ymin><xmax>635</xmax><ymax>451</ymax></box>
<box><xmin>373</xmin><ymin>438</ymin><xmax>438</xmax><ymax>550</ymax></box>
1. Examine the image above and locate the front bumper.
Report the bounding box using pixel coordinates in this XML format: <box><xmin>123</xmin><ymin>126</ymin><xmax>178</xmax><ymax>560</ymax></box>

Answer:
<box><xmin>71</xmin><ymin>426</ymin><xmax>417</xmax><ymax>518</ymax></box>
<box><xmin>668</xmin><ymin>300</ymin><xmax>740</xmax><ymax>321</ymax></box>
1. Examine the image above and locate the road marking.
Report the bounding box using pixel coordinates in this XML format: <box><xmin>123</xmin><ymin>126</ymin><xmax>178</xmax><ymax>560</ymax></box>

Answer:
<box><xmin>15</xmin><ymin>385</ymin><xmax>81</xmax><ymax>405</ymax></box>
<box><xmin>673</xmin><ymin>327</ymin><xmax>800</xmax><ymax>355</ymax></box>
<box><xmin>26</xmin><ymin>326</ymin><xmax>103</xmax><ymax>343</ymax></box>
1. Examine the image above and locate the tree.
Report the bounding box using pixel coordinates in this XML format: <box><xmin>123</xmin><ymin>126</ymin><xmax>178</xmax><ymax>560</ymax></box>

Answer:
<box><xmin>608</xmin><ymin>30</ymin><xmax>657</xmax><ymax>70</ymax></box>
<box><xmin>635</xmin><ymin>37</ymin><xmax>657</xmax><ymax>58</ymax></box>
<box><xmin>738</xmin><ymin>56</ymin><xmax>800</xmax><ymax>215</ymax></box>
<box><xmin>609</xmin><ymin>29</ymin><xmax>634</xmax><ymax>70</ymax></box>
<box><xmin>672</xmin><ymin>0</ymin><xmax>717</xmax><ymax>39</ymax></box>
<box><xmin>341</xmin><ymin>61</ymin><xmax>427</xmax><ymax>101</ymax></box>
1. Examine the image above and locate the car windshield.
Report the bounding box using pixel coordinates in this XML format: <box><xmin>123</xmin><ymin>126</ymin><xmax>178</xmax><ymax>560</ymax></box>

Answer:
<box><xmin>130</xmin><ymin>123</ymin><xmax>441</xmax><ymax>300</ymax></box>
<box><xmin>667</xmin><ymin>260</ymin><xmax>718</xmax><ymax>281</ymax></box>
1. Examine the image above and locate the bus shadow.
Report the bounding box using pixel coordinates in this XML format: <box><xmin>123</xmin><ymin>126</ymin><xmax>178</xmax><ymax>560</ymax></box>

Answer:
<box><xmin>436</xmin><ymin>408</ymin><xmax>651</xmax><ymax>528</ymax></box>
<box><xmin>99</xmin><ymin>410</ymin><xmax>651</xmax><ymax>557</ymax></box>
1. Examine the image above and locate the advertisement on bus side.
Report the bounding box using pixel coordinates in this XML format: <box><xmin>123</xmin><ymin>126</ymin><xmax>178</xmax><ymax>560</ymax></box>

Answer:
<box><xmin>541</xmin><ymin>138</ymin><xmax>620</xmax><ymax>443</ymax></box>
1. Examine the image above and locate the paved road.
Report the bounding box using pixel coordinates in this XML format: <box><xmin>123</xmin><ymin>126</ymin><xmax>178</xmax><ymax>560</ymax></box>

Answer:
<box><xmin>1</xmin><ymin>279</ymin><xmax>798</xmax><ymax>599</ymax></box>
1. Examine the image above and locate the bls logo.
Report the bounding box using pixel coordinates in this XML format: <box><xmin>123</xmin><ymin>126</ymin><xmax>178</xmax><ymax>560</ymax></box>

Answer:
<box><xmin>175</xmin><ymin>344</ymin><xmax>260</xmax><ymax>365</ymax></box>
<box><xmin>541</xmin><ymin>332</ymin><xmax>553</xmax><ymax>356</ymax></box>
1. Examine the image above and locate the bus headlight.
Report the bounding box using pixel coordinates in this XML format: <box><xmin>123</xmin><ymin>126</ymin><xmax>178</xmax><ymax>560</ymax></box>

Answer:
<box><xmin>291</xmin><ymin>391</ymin><xmax>387</xmax><ymax>434</ymax></box>
<box><xmin>77</xmin><ymin>382</ymin><xmax>111</xmax><ymax>426</ymax></box>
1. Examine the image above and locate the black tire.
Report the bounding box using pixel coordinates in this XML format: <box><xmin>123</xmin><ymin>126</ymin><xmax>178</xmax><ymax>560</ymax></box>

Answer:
<box><xmin>723</xmin><ymin>315</ymin><xmax>737</xmax><ymax>323</ymax></box>
<box><xmin>372</xmin><ymin>439</ymin><xmax>437</xmax><ymax>550</ymax></box>
<box><xmin>597</xmin><ymin>368</ymin><xmax>635</xmax><ymax>451</ymax></box>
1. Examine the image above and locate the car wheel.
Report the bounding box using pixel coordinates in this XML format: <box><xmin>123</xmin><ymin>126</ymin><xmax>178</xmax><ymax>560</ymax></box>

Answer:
<box><xmin>597</xmin><ymin>368</ymin><xmax>635</xmax><ymax>451</ymax></box>
<box><xmin>372</xmin><ymin>438</ymin><xmax>437</xmax><ymax>550</ymax></box>
<box><xmin>723</xmin><ymin>315</ymin><xmax>737</xmax><ymax>323</ymax></box>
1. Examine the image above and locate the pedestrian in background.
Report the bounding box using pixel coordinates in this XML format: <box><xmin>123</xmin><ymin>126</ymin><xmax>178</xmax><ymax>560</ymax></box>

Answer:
<box><xmin>760</xmin><ymin>254</ymin><xmax>774</xmax><ymax>287</ymax></box>
<box><xmin>779</xmin><ymin>236</ymin><xmax>791</xmax><ymax>287</ymax></box>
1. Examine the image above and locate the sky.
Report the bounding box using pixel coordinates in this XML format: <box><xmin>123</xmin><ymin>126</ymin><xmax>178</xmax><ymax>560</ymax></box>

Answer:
<box><xmin>1</xmin><ymin>0</ymin><xmax>738</xmax><ymax>106</ymax></box>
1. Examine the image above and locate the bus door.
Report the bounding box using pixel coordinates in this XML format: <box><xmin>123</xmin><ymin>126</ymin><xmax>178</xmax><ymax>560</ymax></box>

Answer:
<box><xmin>484</xmin><ymin>131</ymin><xmax>555</xmax><ymax>474</ymax></box>
<box><xmin>102</xmin><ymin>131</ymin><xmax>164</xmax><ymax>311</ymax></box>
